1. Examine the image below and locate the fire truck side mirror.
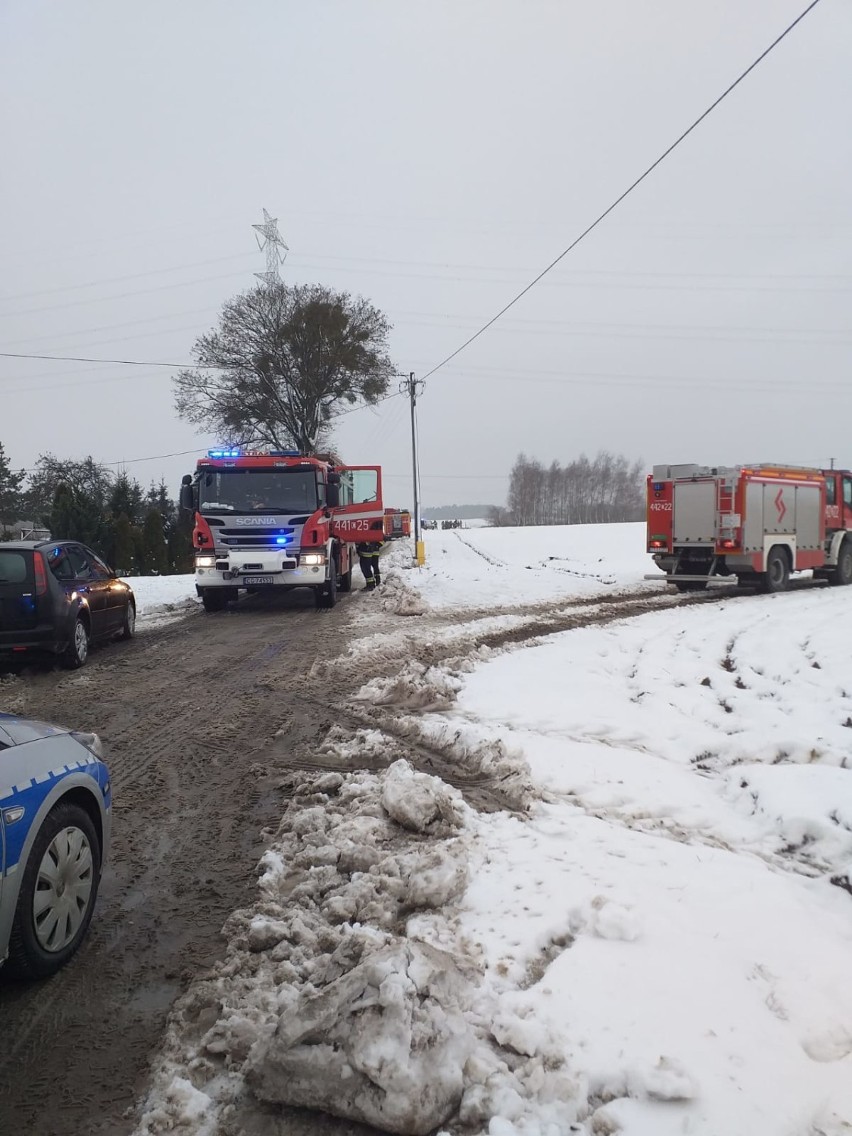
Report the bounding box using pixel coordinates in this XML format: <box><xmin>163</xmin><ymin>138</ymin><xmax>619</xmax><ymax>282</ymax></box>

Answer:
<box><xmin>179</xmin><ymin>476</ymin><xmax>194</xmax><ymax>513</ymax></box>
<box><xmin>326</xmin><ymin>472</ymin><xmax>341</xmax><ymax>508</ymax></box>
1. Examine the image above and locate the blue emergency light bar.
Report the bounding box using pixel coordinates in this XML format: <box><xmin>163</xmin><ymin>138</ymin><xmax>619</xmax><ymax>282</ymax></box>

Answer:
<box><xmin>208</xmin><ymin>448</ymin><xmax>241</xmax><ymax>458</ymax></box>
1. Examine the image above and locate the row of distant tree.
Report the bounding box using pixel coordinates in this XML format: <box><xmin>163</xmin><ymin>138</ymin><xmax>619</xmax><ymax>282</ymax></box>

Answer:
<box><xmin>0</xmin><ymin>443</ymin><xmax>192</xmax><ymax>575</ymax></box>
<box><xmin>489</xmin><ymin>451</ymin><xmax>644</xmax><ymax>527</ymax></box>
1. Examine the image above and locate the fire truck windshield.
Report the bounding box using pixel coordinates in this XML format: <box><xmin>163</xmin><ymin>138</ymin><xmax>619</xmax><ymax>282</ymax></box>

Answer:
<box><xmin>198</xmin><ymin>469</ymin><xmax>320</xmax><ymax>515</ymax></box>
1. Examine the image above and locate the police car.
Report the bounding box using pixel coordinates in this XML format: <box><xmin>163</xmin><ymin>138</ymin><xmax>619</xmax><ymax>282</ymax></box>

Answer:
<box><xmin>0</xmin><ymin>714</ymin><xmax>111</xmax><ymax>978</ymax></box>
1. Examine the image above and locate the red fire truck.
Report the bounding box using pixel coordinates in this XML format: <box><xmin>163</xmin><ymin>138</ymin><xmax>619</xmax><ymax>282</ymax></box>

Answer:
<box><xmin>646</xmin><ymin>463</ymin><xmax>852</xmax><ymax>592</ymax></box>
<box><xmin>180</xmin><ymin>449</ymin><xmax>395</xmax><ymax>611</ymax></box>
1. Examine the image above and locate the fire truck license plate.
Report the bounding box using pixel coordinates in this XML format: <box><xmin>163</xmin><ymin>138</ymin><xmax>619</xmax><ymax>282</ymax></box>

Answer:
<box><xmin>246</xmin><ymin>576</ymin><xmax>273</xmax><ymax>585</ymax></box>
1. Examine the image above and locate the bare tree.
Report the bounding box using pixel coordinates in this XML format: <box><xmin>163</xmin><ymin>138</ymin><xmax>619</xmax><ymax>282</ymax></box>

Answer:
<box><xmin>174</xmin><ymin>283</ymin><xmax>395</xmax><ymax>453</ymax></box>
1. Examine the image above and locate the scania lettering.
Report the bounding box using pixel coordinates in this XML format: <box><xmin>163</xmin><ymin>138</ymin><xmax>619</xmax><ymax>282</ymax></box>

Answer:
<box><xmin>645</xmin><ymin>462</ymin><xmax>852</xmax><ymax>593</ymax></box>
<box><xmin>180</xmin><ymin>449</ymin><xmax>391</xmax><ymax>611</ymax></box>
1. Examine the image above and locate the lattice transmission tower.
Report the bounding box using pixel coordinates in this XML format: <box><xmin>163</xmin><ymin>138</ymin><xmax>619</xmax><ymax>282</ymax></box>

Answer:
<box><xmin>252</xmin><ymin>208</ymin><xmax>288</xmax><ymax>286</ymax></box>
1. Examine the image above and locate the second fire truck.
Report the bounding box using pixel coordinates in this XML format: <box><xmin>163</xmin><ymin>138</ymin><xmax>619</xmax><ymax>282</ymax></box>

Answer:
<box><xmin>180</xmin><ymin>449</ymin><xmax>408</xmax><ymax>611</ymax></box>
<box><xmin>646</xmin><ymin>462</ymin><xmax>852</xmax><ymax>592</ymax></box>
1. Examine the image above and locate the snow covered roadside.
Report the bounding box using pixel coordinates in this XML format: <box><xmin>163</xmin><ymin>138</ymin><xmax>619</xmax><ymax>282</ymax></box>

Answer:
<box><xmin>121</xmin><ymin>574</ymin><xmax>198</xmax><ymax>629</ymax></box>
<box><xmin>133</xmin><ymin>526</ymin><xmax>852</xmax><ymax>1136</ymax></box>
<box><xmin>408</xmin><ymin>522</ymin><xmax>652</xmax><ymax>611</ymax></box>
<box><xmin>422</xmin><ymin>589</ymin><xmax>852</xmax><ymax>1134</ymax></box>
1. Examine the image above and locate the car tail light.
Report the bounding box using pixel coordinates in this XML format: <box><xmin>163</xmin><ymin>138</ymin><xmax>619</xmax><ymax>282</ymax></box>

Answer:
<box><xmin>33</xmin><ymin>551</ymin><xmax>47</xmax><ymax>596</ymax></box>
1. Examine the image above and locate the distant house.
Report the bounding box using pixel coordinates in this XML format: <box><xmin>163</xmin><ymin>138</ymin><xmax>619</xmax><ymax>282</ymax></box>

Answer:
<box><xmin>0</xmin><ymin>519</ymin><xmax>51</xmax><ymax>541</ymax></box>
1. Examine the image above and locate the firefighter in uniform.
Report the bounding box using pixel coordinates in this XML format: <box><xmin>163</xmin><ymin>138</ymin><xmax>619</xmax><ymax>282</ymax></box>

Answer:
<box><xmin>356</xmin><ymin>540</ymin><xmax>384</xmax><ymax>590</ymax></box>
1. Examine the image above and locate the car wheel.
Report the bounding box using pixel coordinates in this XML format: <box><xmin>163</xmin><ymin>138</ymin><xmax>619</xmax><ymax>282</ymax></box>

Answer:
<box><xmin>338</xmin><ymin>566</ymin><xmax>353</xmax><ymax>593</ymax></box>
<box><xmin>62</xmin><ymin>617</ymin><xmax>89</xmax><ymax>669</ymax></box>
<box><xmin>6</xmin><ymin>802</ymin><xmax>102</xmax><ymax>979</ymax></box>
<box><xmin>121</xmin><ymin>601</ymin><xmax>136</xmax><ymax>640</ymax></box>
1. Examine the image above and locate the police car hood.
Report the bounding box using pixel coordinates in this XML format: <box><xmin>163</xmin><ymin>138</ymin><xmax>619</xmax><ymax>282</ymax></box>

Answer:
<box><xmin>0</xmin><ymin>713</ymin><xmax>71</xmax><ymax>746</ymax></box>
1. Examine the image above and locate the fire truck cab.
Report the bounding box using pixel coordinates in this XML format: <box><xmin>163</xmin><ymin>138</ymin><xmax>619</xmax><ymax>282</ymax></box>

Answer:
<box><xmin>180</xmin><ymin>449</ymin><xmax>388</xmax><ymax>610</ymax></box>
<box><xmin>646</xmin><ymin>463</ymin><xmax>852</xmax><ymax>593</ymax></box>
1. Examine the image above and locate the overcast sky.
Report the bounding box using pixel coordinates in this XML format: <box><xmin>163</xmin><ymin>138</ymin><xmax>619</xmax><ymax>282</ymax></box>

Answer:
<box><xmin>2</xmin><ymin>0</ymin><xmax>850</xmax><ymax>510</ymax></box>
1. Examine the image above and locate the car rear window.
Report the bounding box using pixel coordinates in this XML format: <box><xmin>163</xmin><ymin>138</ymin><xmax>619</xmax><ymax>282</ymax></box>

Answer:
<box><xmin>0</xmin><ymin>551</ymin><xmax>30</xmax><ymax>585</ymax></box>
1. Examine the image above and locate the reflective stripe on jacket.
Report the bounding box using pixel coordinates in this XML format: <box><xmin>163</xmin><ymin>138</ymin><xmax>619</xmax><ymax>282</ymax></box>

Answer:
<box><xmin>356</xmin><ymin>542</ymin><xmax>384</xmax><ymax>558</ymax></box>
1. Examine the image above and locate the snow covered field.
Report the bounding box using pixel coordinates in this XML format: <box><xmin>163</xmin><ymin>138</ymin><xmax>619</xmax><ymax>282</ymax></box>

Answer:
<box><xmin>411</xmin><ymin>522</ymin><xmax>649</xmax><ymax>609</ymax></box>
<box><xmin>135</xmin><ymin>525</ymin><xmax>852</xmax><ymax>1136</ymax></box>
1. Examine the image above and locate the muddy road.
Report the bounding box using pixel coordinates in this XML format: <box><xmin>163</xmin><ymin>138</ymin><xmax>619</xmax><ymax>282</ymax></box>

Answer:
<box><xmin>0</xmin><ymin>583</ymin><xmax>715</xmax><ymax>1136</ymax></box>
<box><xmin>0</xmin><ymin>591</ymin><xmax>361</xmax><ymax>1136</ymax></box>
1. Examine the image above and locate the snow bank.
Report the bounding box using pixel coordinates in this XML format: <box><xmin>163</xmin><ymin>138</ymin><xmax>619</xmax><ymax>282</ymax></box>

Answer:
<box><xmin>135</xmin><ymin>759</ymin><xmax>587</xmax><ymax>1136</ymax></box>
<box><xmin>356</xmin><ymin>658</ymin><xmax>464</xmax><ymax>711</ymax></box>
<box><xmin>135</xmin><ymin>762</ymin><xmax>479</xmax><ymax>1135</ymax></box>
<box><xmin>247</xmin><ymin>941</ymin><xmax>474</xmax><ymax>1135</ymax></box>
<box><xmin>380</xmin><ymin>757</ymin><xmax>466</xmax><ymax>834</ymax></box>
<box><xmin>372</xmin><ymin>570</ymin><xmax>429</xmax><ymax>617</ymax></box>
<box><xmin>121</xmin><ymin>573</ymin><xmax>198</xmax><ymax>628</ymax></box>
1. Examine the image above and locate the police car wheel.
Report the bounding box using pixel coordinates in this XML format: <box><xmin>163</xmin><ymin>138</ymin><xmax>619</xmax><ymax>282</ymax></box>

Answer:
<box><xmin>7</xmin><ymin>802</ymin><xmax>102</xmax><ymax>979</ymax></box>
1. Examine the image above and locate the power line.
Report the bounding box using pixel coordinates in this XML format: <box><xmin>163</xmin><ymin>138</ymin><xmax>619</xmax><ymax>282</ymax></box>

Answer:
<box><xmin>0</xmin><ymin>267</ymin><xmax>254</xmax><ymax>320</ymax></box>
<box><xmin>328</xmin><ymin>392</ymin><xmax>401</xmax><ymax>419</ymax></box>
<box><xmin>8</xmin><ymin>351</ymin><xmax>852</xmax><ymax>399</ymax></box>
<box><xmin>0</xmin><ymin>351</ymin><xmax>193</xmax><ymax>368</ymax></box>
<box><xmin>5</xmin><ymin>250</ymin><xmax>851</xmax><ymax>325</ymax></box>
<box><xmin>0</xmin><ymin>356</ymin><xmax>414</xmax><ymax>406</ymax></box>
<box><xmin>0</xmin><ymin>253</ymin><xmax>256</xmax><ymax>306</ymax></box>
<box><xmin>0</xmin><ymin>305</ymin><xmax>218</xmax><ymax>351</ymax></box>
<box><xmin>12</xmin><ymin>395</ymin><xmax>404</xmax><ymax>474</ymax></box>
<box><xmin>421</xmin><ymin>0</ymin><xmax>824</xmax><ymax>381</ymax></box>
<box><xmin>14</xmin><ymin>447</ymin><xmax>209</xmax><ymax>474</ymax></box>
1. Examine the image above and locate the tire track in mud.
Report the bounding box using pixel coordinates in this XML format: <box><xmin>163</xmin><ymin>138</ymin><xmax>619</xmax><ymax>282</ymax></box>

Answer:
<box><xmin>276</xmin><ymin>589</ymin><xmax>732</xmax><ymax>816</ymax></box>
<box><xmin>0</xmin><ymin>582</ymin><xmax>729</xmax><ymax>1136</ymax></box>
<box><xmin>328</xmin><ymin>585</ymin><xmax>727</xmax><ymax>684</ymax></box>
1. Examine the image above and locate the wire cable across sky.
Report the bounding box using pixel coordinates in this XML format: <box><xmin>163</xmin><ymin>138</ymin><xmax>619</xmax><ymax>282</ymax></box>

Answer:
<box><xmin>420</xmin><ymin>0</ymin><xmax>824</xmax><ymax>381</ymax></box>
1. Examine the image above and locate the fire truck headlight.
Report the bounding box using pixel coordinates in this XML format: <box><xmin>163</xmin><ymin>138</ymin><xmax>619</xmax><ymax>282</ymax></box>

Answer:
<box><xmin>302</xmin><ymin>553</ymin><xmax>326</xmax><ymax>566</ymax></box>
<box><xmin>196</xmin><ymin>555</ymin><xmax>216</xmax><ymax>568</ymax></box>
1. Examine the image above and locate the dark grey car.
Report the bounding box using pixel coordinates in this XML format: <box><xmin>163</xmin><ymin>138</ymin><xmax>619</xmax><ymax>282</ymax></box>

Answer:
<box><xmin>0</xmin><ymin>541</ymin><xmax>135</xmax><ymax>669</ymax></box>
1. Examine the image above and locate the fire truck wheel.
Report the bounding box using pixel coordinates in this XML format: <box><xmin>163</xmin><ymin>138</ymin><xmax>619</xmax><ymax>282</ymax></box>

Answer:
<box><xmin>763</xmin><ymin>547</ymin><xmax>790</xmax><ymax>593</ymax></box>
<box><xmin>201</xmin><ymin>588</ymin><xmax>228</xmax><ymax>612</ymax></box>
<box><xmin>338</xmin><ymin>567</ymin><xmax>353</xmax><ymax>593</ymax></box>
<box><xmin>832</xmin><ymin>541</ymin><xmax>852</xmax><ymax>586</ymax></box>
<box><xmin>315</xmin><ymin>572</ymin><xmax>337</xmax><ymax>609</ymax></box>
<box><xmin>675</xmin><ymin>580</ymin><xmax>706</xmax><ymax>593</ymax></box>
